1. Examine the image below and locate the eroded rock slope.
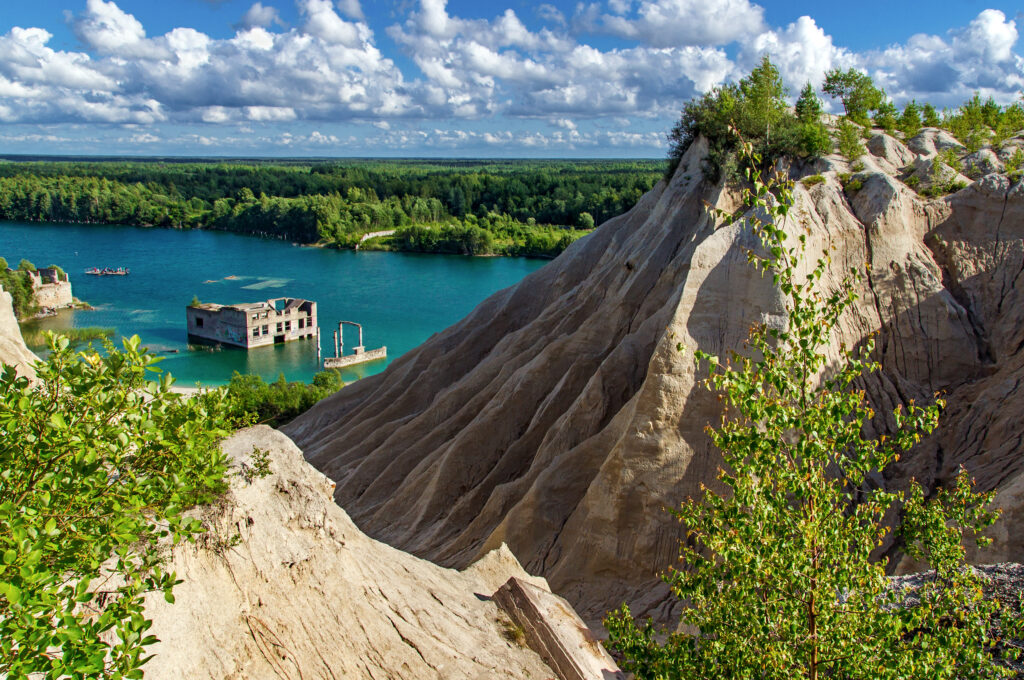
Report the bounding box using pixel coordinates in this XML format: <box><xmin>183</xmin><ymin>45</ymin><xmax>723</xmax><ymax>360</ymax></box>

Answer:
<box><xmin>284</xmin><ymin>129</ymin><xmax>1024</xmax><ymax>623</ymax></box>
<box><xmin>140</xmin><ymin>426</ymin><xmax>556</xmax><ymax>680</ymax></box>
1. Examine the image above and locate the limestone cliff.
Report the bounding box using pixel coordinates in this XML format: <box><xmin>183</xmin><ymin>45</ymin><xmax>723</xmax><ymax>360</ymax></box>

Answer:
<box><xmin>284</xmin><ymin>128</ymin><xmax>1024</xmax><ymax>623</ymax></box>
<box><xmin>0</xmin><ymin>284</ymin><xmax>38</xmax><ymax>379</ymax></box>
<box><xmin>139</xmin><ymin>426</ymin><xmax>557</xmax><ymax>680</ymax></box>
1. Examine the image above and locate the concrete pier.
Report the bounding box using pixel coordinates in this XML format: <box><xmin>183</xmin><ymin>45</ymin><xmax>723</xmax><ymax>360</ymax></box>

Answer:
<box><xmin>323</xmin><ymin>320</ymin><xmax>386</xmax><ymax>369</ymax></box>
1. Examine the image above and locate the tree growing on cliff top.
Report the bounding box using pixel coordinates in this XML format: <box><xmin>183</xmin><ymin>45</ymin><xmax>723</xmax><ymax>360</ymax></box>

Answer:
<box><xmin>667</xmin><ymin>56</ymin><xmax>830</xmax><ymax>182</ymax></box>
<box><xmin>606</xmin><ymin>136</ymin><xmax>1020</xmax><ymax>679</ymax></box>
<box><xmin>822</xmin><ymin>67</ymin><xmax>884</xmax><ymax>126</ymax></box>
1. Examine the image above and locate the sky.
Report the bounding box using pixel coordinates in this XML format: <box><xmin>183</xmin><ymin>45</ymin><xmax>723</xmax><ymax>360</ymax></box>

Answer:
<box><xmin>0</xmin><ymin>0</ymin><xmax>1022</xmax><ymax>158</ymax></box>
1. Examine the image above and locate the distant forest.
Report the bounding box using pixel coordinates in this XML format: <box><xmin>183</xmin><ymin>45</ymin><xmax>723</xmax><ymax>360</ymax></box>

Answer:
<box><xmin>0</xmin><ymin>158</ymin><xmax>664</xmax><ymax>258</ymax></box>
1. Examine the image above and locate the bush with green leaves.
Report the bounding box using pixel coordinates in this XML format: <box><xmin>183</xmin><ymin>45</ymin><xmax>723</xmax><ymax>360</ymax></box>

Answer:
<box><xmin>225</xmin><ymin>369</ymin><xmax>344</xmax><ymax>427</ymax></box>
<box><xmin>606</xmin><ymin>137</ymin><xmax>1019</xmax><ymax>680</ymax></box>
<box><xmin>0</xmin><ymin>257</ymin><xmax>39</xmax><ymax>320</ymax></box>
<box><xmin>0</xmin><ymin>334</ymin><xmax>242</xmax><ymax>679</ymax></box>
<box><xmin>1006</xmin><ymin>148</ymin><xmax>1024</xmax><ymax>179</ymax></box>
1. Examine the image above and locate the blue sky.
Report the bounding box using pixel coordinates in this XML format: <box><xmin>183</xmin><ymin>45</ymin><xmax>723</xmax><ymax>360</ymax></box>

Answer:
<box><xmin>0</xmin><ymin>0</ymin><xmax>1021</xmax><ymax>157</ymax></box>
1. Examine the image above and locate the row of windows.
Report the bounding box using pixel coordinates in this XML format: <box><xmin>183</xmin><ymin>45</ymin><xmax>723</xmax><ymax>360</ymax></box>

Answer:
<box><xmin>250</xmin><ymin>318</ymin><xmax>309</xmax><ymax>337</ymax></box>
<box><xmin>250</xmin><ymin>310</ymin><xmax>314</xmax><ymax>321</ymax></box>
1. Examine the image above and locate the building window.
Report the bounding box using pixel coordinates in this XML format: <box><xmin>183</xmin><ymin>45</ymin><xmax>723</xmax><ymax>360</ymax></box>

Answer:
<box><xmin>196</xmin><ymin>317</ymin><xmax>204</xmax><ymax>328</ymax></box>
<box><xmin>276</xmin><ymin>322</ymin><xmax>283</xmax><ymax>333</ymax></box>
<box><xmin>252</xmin><ymin>327</ymin><xmax>259</xmax><ymax>337</ymax></box>
<box><xmin>285</xmin><ymin>321</ymin><xmax>291</xmax><ymax>331</ymax></box>
<box><xmin>298</xmin><ymin>318</ymin><xmax>304</xmax><ymax>329</ymax></box>
<box><xmin>262</xmin><ymin>325</ymin><xmax>268</xmax><ymax>335</ymax></box>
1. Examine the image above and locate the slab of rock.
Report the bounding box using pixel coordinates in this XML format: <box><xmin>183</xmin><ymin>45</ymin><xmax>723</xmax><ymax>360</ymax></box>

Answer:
<box><xmin>494</xmin><ymin>577</ymin><xmax>624</xmax><ymax>680</ymax></box>
<box><xmin>138</xmin><ymin>426</ymin><xmax>558</xmax><ymax>680</ymax></box>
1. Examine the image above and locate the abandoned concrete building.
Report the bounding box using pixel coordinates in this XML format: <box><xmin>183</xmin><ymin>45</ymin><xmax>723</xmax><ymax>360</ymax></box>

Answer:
<box><xmin>186</xmin><ymin>298</ymin><xmax>317</xmax><ymax>349</ymax></box>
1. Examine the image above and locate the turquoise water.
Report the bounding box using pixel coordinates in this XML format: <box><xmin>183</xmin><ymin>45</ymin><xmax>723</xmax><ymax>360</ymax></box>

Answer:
<box><xmin>0</xmin><ymin>221</ymin><xmax>546</xmax><ymax>386</ymax></box>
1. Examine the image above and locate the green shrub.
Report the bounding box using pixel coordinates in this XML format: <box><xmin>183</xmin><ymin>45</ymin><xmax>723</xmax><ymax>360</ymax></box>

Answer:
<box><xmin>0</xmin><ymin>334</ymin><xmax>241</xmax><ymax>678</ymax></box>
<box><xmin>939</xmin><ymin>148</ymin><xmax>963</xmax><ymax>174</ymax></box>
<box><xmin>1006</xmin><ymin>148</ymin><xmax>1024</xmax><ymax>179</ymax></box>
<box><xmin>836</xmin><ymin>119</ymin><xmax>866</xmax><ymax>161</ymax></box>
<box><xmin>225</xmin><ymin>369</ymin><xmax>344</xmax><ymax>427</ymax></box>
<box><xmin>800</xmin><ymin>174</ymin><xmax>825</xmax><ymax>187</ymax></box>
<box><xmin>873</xmin><ymin>100</ymin><xmax>899</xmax><ymax>133</ymax></box>
<box><xmin>922</xmin><ymin>103</ymin><xmax>941</xmax><ymax>127</ymax></box>
<box><xmin>0</xmin><ymin>263</ymin><xmax>38</xmax><ymax>319</ymax></box>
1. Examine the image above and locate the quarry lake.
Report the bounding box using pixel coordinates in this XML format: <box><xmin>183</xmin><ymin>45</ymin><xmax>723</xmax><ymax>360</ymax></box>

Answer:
<box><xmin>0</xmin><ymin>221</ymin><xmax>547</xmax><ymax>385</ymax></box>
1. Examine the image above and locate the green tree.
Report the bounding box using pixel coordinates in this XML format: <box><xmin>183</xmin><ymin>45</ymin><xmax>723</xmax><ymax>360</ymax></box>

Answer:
<box><xmin>922</xmin><ymin>103</ymin><xmax>941</xmax><ymax>128</ymax></box>
<box><xmin>736</xmin><ymin>55</ymin><xmax>788</xmax><ymax>143</ymax></box>
<box><xmin>606</xmin><ymin>137</ymin><xmax>1017</xmax><ymax>680</ymax></box>
<box><xmin>577</xmin><ymin>211</ymin><xmax>595</xmax><ymax>229</ymax></box>
<box><xmin>794</xmin><ymin>82</ymin><xmax>823</xmax><ymax>124</ymax></box>
<box><xmin>899</xmin><ymin>100</ymin><xmax>923</xmax><ymax>137</ymax></box>
<box><xmin>873</xmin><ymin>98</ymin><xmax>899</xmax><ymax>132</ymax></box>
<box><xmin>667</xmin><ymin>56</ymin><xmax>827</xmax><ymax>181</ymax></box>
<box><xmin>822</xmin><ymin>68</ymin><xmax>883</xmax><ymax>125</ymax></box>
<box><xmin>0</xmin><ymin>334</ymin><xmax>241</xmax><ymax>678</ymax></box>
<box><xmin>836</xmin><ymin>118</ymin><xmax>866</xmax><ymax>161</ymax></box>
<box><xmin>17</xmin><ymin>259</ymin><xmax>35</xmax><ymax>273</ymax></box>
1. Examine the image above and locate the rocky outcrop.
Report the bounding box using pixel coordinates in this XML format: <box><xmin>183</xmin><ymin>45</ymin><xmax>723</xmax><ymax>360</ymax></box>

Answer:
<box><xmin>284</xmin><ymin>131</ymin><xmax>1024</xmax><ymax>624</ymax></box>
<box><xmin>139</xmin><ymin>426</ymin><xmax>558</xmax><ymax>680</ymax></box>
<box><xmin>907</xmin><ymin>127</ymin><xmax>966</xmax><ymax>157</ymax></box>
<box><xmin>0</xmin><ymin>284</ymin><xmax>38</xmax><ymax>379</ymax></box>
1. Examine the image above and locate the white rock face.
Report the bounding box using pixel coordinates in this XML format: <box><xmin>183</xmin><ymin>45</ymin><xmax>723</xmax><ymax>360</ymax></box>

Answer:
<box><xmin>0</xmin><ymin>285</ymin><xmax>38</xmax><ymax>379</ymax></box>
<box><xmin>868</xmin><ymin>132</ymin><xmax>915</xmax><ymax>172</ymax></box>
<box><xmin>140</xmin><ymin>426</ymin><xmax>556</xmax><ymax>680</ymax></box>
<box><xmin>908</xmin><ymin>127</ymin><xmax>967</xmax><ymax>157</ymax></box>
<box><xmin>284</xmin><ymin>134</ymin><xmax>1024</xmax><ymax>624</ymax></box>
<box><xmin>963</xmin><ymin>148</ymin><xmax>1005</xmax><ymax>176</ymax></box>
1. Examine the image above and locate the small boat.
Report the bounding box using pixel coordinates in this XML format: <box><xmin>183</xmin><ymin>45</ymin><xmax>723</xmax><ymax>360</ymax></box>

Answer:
<box><xmin>86</xmin><ymin>267</ymin><xmax>130</xmax><ymax>276</ymax></box>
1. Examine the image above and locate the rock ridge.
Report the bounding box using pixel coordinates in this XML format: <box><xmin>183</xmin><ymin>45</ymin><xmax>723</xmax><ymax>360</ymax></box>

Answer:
<box><xmin>284</xmin><ymin>129</ymin><xmax>1024</xmax><ymax>624</ymax></box>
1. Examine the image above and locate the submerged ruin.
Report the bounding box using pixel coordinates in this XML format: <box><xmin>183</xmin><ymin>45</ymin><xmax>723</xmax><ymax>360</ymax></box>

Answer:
<box><xmin>186</xmin><ymin>297</ymin><xmax>317</xmax><ymax>349</ymax></box>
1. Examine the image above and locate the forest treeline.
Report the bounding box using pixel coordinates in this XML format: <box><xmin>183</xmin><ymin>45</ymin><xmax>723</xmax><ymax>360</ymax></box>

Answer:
<box><xmin>0</xmin><ymin>159</ymin><xmax>662</xmax><ymax>258</ymax></box>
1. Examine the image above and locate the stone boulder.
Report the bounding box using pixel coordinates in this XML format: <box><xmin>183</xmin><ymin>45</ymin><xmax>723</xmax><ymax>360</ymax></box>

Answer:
<box><xmin>908</xmin><ymin>127</ymin><xmax>966</xmax><ymax>158</ymax></box>
<box><xmin>906</xmin><ymin>156</ymin><xmax>972</xmax><ymax>192</ymax></box>
<box><xmin>868</xmin><ymin>132</ymin><xmax>915</xmax><ymax>170</ymax></box>
<box><xmin>963</xmin><ymin>148</ymin><xmax>1004</xmax><ymax>177</ymax></box>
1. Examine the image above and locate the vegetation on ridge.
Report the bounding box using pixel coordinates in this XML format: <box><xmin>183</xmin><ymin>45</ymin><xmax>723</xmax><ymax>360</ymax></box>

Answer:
<box><xmin>607</xmin><ymin>136</ymin><xmax>1021</xmax><ymax>679</ymax></box>
<box><xmin>0</xmin><ymin>159</ymin><xmax>662</xmax><ymax>258</ymax></box>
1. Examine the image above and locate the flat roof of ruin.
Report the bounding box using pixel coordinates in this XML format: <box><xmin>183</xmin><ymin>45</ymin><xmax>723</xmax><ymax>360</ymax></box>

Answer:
<box><xmin>190</xmin><ymin>297</ymin><xmax>313</xmax><ymax>313</ymax></box>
